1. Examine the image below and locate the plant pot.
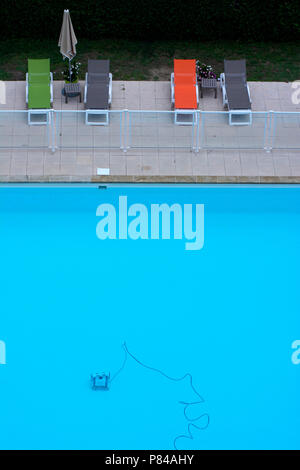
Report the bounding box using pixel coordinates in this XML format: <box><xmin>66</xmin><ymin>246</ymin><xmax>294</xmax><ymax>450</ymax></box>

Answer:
<box><xmin>64</xmin><ymin>79</ymin><xmax>78</xmax><ymax>84</ymax></box>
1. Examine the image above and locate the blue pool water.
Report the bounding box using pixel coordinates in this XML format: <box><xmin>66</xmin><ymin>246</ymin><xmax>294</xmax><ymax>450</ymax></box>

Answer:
<box><xmin>0</xmin><ymin>184</ymin><xmax>299</xmax><ymax>450</ymax></box>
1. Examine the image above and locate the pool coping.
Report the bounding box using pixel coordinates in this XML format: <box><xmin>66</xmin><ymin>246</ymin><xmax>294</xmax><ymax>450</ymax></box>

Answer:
<box><xmin>1</xmin><ymin>175</ymin><xmax>300</xmax><ymax>184</ymax></box>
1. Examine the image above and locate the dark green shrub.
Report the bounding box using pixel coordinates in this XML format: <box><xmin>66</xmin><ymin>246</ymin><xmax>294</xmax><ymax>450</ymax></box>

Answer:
<box><xmin>0</xmin><ymin>0</ymin><xmax>299</xmax><ymax>40</ymax></box>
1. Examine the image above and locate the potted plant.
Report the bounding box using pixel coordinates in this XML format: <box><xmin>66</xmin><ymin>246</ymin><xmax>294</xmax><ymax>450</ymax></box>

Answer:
<box><xmin>62</xmin><ymin>60</ymin><xmax>81</xmax><ymax>83</ymax></box>
<box><xmin>196</xmin><ymin>62</ymin><xmax>216</xmax><ymax>81</ymax></box>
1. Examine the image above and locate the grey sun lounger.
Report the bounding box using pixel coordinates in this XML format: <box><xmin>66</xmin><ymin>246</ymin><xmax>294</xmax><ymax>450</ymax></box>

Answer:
<box><xmin>220</xmin><ymin>59</ymin><xmax>252</xmax><ymax>125</ymax></box>
<box><xmin>84</xmin><ymin>59</ymin><xmax>112</xmax><ymax>125</ymax></box>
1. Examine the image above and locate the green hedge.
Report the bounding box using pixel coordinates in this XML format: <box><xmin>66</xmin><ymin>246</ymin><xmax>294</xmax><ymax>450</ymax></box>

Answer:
<box><xmin>1</xmin><ymin>0</ymin><xmax>299</xmax><ymax>40</ymax></box>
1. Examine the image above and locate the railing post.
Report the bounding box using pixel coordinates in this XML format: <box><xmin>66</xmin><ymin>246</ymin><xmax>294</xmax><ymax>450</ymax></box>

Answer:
<box><xmin>46</xmin><ymin>110</ymin><xmax>50</xmax><ymax>149</ymax></box>
<box><xmin>200</xmin><ymin>111</ymin><xmax>205</xmax><ymax>150</ymax></box>
<box><xmin>122</xmin><ymin>109</ymin><xmax>128</xmax><ymax>153</ymax></box>
<box><xmin>191</xmin><ymin>111</ymin><xmax>194</xmax><ymax>151</ymax></box>
<box><xmin>264</xmin><ymin>110</ymin><xmax>274</xmax><ymax>153</ymax></box>
<box><xmin>125</xmin><ymin>109</ymin><xmax>131</xmax><ymax>152</ymax></box>
<box><xmin>195</xmin><ymin>110</ymin><xmax>200</xmax><ymax>152</ymax></box>
<box><xmin>263</xmin><ymin>111</ymin><xmax>268</xmax><ymax>152</ymax></box>
<box><xmin>191</xmin><ymin>111</ymin><xmax>196</xmax><ymax>152</ymax></box>
<box><xmin>120</xmin><ymin>110</ymin><xmax>124</xmax><ymax>151</ymax></box>
<box><xmin>51</xmin><ymin>110</ymin><xmax>56</xmax><ymax>153</ymax></box>
<box><xmin>270</xmin><ymin>110</ymin><xmax>275</xmax><ymax>152</ymax></box>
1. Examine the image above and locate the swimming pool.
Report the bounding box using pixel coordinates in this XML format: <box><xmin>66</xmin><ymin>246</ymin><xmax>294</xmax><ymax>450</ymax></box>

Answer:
<box><xmin>0</xmin><ymin>184</ymin><xmax>299</xmax><ymax>450</ymax></box>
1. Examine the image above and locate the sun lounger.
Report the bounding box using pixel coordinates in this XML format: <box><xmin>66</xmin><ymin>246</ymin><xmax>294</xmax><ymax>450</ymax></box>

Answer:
<box><xmin>26</xmin><ymin>59</ymin><xmax>53</xmax><ymax>125</ymax></box>
<box><xmin>171</xmin><ymin>59</ymin><xmax>199</xmax><ymax>125</ymax></box>
<box><xmin>220</xmin><ymin>59</ymin><xmax>252</xmax><ymax>125</ymax></box>
<box><xmin>84</xmin><ymin>59</ymin><xmax>112</xmax><ymax>125</ymax></box>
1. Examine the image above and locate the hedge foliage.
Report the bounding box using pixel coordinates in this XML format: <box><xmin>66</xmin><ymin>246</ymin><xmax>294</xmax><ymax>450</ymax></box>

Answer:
<box><xmin>1</xmin><ymin>0</ymin><xmax>299</xmax><ymax>41</ymax></box>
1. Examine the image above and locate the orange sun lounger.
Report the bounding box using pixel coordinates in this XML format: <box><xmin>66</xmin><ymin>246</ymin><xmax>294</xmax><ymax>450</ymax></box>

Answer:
<box><xmin>171</xmin><ymin>59</ymin><xmax>198</xmax><ymax>124</ymax></box>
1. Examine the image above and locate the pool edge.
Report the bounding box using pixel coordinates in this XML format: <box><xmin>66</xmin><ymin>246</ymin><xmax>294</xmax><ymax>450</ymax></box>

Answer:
<box><xmin>1</xmin><ymin>175</ymin><xmax>300</xmax><ymax>184</ymax></box>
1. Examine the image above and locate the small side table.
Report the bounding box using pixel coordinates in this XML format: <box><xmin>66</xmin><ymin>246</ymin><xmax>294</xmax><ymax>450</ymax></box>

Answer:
<box><xmin>199</xmin><ymin>78</ymin><xmax>218</xmax><ymax>98</ymax></box>
<box><xmin>63</xmin><ymin>83</ymin><xmax>82</xmax><ymax>104</ymax></box>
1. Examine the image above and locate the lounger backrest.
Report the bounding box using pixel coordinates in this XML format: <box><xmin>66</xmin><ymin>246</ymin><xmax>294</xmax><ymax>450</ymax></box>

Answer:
<box><xmin>174</xmin><ymin>59</ymin><xmax>196</xmax><ymax>75</ymax></box>
<box><xmin>174</xmin><ymin>59</ymin><xmax>196</xmax><ymax>86</ymax></box>
<box><xmin>28</xmin><ymin>58</ymin><xmax>51</xmax><ymax>86</ymax></box>
<box><xmin>88</xmin><ymin>59</ymin><xmax>110</xmax><ymax>74</ymax></box>
<box><xmin>28</xmin><ymin>59</ymin><xmax>50</xmax><ymax>75</ymax></box>
<box><xmin>224</xmin><ymin>59</ymin><xmax>246</xmax><ymax>77</ymax></box>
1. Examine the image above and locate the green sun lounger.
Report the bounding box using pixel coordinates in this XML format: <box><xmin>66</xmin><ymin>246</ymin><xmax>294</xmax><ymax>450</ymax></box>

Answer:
<box><xmin>26</xmin><ymin>59</ymin><xmax>53</xmax><ymax>125</ymax></box>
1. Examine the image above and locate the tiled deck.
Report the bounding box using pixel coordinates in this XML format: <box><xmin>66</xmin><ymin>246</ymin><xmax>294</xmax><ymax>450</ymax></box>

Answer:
<box><xmin>0</xmin><ymin>80</ymin><xmax>300</xmax><ymax>182</ymax></box>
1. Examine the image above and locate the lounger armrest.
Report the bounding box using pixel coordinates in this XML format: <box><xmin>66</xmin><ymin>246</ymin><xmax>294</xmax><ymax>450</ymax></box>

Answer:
<box><xmin>108</xmin><ymin>73</ymin><xmax>112</xmax><ymax>105</ymax></box>
<box><xmin>247</xmin><ymin>84</ymin><xmax>252</xmax><ymax>104</ymax></box>
<box><xmin>26</xmin><ymin>73</ymin><xmax>28</xmax><ymax>103</ymax></box>
<box><xmin>220</xmin><ymin>73</ymin><xmax>228</xmax><ymax>108</ymax></box>
<box><xmin>50</xmin><ymin>72</ymin><xmax>53</xmax><ymax>104</ymax></box>
<box><xmin>171</xmin><ymin>73</ymin><xmax>174</xmax><ymax>105</ymax></box>
<box><xmin>220</xmin><ymin>73</ymin><xmax>225</xmax><ymax>87</ymax></box>
<box><xmin>84</xmin><ymin>72</ymin><xmax>88</xmax><ymax>103</ymax></box>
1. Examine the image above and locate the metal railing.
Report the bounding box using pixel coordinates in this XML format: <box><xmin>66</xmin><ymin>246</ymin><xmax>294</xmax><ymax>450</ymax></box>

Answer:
<box><xmin>0</xmin><ymin>109</ymin><xmax>299</xmax><ymax>153</ymax></box>
<box><xmin>0</xmin><ymin>110</ymin><xmax>51</xmax><ymax>150</ymax></box>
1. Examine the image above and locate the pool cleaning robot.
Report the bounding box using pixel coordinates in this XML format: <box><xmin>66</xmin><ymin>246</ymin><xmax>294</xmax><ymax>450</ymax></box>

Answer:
<box><xmin>89</xmin><ymin>343</ymin><xmax>209</xmax><ymax>449</ymax></box>
<box><xmin>90</xmin><ymin>372</ymin><xmax>110</xmax><ymax>390</ymax></box>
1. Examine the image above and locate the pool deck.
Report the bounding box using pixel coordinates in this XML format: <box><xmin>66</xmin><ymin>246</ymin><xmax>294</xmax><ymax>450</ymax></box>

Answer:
<box><xmin>0</xmin><ymin>80</ymin><xmax>300</xmax><ymax>183</ymax></box>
